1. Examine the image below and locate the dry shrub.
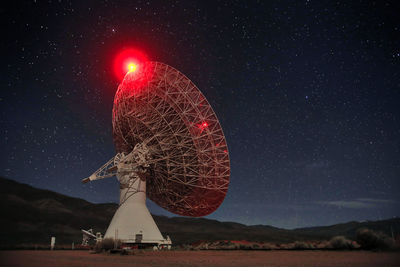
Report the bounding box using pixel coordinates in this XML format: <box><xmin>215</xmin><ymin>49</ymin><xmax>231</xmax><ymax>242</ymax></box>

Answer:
<box><xmin>279</xmin><ymin>243</ymin><xmax>293</xmax><ymax>249</ymax></box>
<box><xmin>225</xmin><ymin>244</ymin><xmax>237</xmax><ymax>250</ymax></box>
<box><xmin>261</xmin><ymin>243</ymin><xmax>277</xmax><ymax>250</ymax></box>
<box><xmin>293</xmin><ymin>241</ymin><xmax>314</xmax><ymax>250</ymax></box>
<box><xmin>356</xmin><ymin>228</ymin><xmax>395</xmax><ymax>250</ymax></box>
<box><xmin>182</xmin><ymin>244</ymin><xmax>193</xmax><ymax>250</ymax></box>
<box><xmin>239</xmin><ymin>244</ymin><xmax>252</xmax><ymax>250</ymax></box>
<box><xmin>329</xmin><ymin>236</ymin><xmax>354</xmax><ymax>249</ymax></box>
<box><xmin>315</xmin><ymin>240</ymin><xmax>330</xmax><ymax>249</ymax></box>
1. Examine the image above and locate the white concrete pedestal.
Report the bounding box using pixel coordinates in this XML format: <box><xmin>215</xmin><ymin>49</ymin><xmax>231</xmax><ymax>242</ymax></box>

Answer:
<box><xmin>104</xmin><ymin>178</ymin><xmax>166</xmax><ymax>245</ymax></box>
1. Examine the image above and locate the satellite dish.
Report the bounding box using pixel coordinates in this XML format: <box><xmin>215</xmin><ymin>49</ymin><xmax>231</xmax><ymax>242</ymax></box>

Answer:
<box><xmin>82</xmin><ymin>61</ymin><xmax>230</xmax><ymax>247</ymax></box>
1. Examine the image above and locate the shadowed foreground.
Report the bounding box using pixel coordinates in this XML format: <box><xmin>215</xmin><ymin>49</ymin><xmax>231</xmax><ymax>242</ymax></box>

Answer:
<box><xmin>1</xmin><ymin>250</ymin><xmax>399</xmax><ymax>267</ymax></box>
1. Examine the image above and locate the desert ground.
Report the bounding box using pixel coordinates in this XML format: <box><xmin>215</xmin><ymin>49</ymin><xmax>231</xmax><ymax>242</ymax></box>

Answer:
<box><xmin>0</xmin><ymin>250</ymin><xmax>399</xmax><ymax>267</ymax></box>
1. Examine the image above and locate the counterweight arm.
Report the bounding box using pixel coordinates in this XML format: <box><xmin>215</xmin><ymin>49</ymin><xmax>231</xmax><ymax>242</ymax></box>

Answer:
<box><xmin>82</xmin><ymin>155</ymin><xmax>120</xmax><ymax>184</ymax></box>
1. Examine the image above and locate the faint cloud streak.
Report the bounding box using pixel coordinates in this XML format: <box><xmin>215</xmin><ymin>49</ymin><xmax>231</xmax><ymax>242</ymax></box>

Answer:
<box><xmin>318</xmin><ymin>198</ymin><xmax>398</xmax><ymax>209</ymax></box>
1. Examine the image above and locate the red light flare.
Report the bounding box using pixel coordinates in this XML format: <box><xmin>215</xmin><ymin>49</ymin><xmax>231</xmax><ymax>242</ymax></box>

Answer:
<box><xmin>198</xmin><ymin>121</ymin><xmax>209</xmax><ymax>133</ymax></box>
<box><xmin>113</xmin><ymin>48</ymin><xmax>148</xmax><ymax>81</ymax></box>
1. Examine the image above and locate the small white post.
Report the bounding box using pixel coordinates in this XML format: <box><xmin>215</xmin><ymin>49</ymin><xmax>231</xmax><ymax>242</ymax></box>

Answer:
<box><xmin>50</xmin><ymin>237</ymin><xmax>56</xmax><ymax>250</ymax></box>
<box><xmin>114</xmin><ymin>229</ymin><xmax>118</xmax><ymax>249</ymax></box>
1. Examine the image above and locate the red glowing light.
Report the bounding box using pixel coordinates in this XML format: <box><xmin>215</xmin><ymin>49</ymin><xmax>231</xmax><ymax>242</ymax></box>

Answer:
<box><xmin>198</xmin><ymin>121</ymin><xmax>209</xmax><ymax>133</ymax></box>
<box><xmin>113</xmin><ymin>48</ymin><xmax>148</xmax><ymax>80</ymax></box>
<box><xmin>128</xmin><ymin>63</ymin><xmax>137</xmax><ymax>72</ymax></box>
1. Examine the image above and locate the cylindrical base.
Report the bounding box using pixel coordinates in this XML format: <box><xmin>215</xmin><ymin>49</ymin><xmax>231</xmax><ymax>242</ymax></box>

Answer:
<box><xmin>104</xmin><ymin>178</ymin><xmax>166</xmax><ymax>244</ymax></box>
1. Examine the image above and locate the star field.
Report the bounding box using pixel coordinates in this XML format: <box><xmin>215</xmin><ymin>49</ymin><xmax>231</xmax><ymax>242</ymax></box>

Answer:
<box><xmin>1</xmin><ymin>0</ymin><xmax>399</xmax><ymax>228</ymax></box>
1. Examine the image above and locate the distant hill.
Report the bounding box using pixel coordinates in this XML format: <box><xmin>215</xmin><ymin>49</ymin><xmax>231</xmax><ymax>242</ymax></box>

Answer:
<box><xmin>0</xmin><ymin>177</ymin><xmax>399</xmax><ymax>247</ymax></box>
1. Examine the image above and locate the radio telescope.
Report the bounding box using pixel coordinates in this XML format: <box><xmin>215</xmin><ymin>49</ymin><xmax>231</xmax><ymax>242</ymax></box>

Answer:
<box><xmin>82</xmin><ymin>61</ymin><xmax>230</xmax><ymax>247</ymax></box>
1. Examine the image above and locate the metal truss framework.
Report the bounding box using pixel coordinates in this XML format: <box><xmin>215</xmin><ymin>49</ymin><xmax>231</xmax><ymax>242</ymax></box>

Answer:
<box><xmin>112</xmin><ymin>62</ymin><xmax>230</xmax><ymax>217</ymax></box>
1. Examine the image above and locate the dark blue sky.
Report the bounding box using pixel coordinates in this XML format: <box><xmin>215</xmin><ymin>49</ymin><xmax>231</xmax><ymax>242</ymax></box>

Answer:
<box><xmin>1</xmin><ymin>0</ymin><xmax>399</xmax><ymax>229</ymax></box>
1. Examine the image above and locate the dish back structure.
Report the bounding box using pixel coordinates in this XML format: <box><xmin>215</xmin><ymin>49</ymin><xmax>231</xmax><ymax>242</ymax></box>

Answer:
<box><xmin>112</xmin><ymin>62</ymin><xmax>230</xmax><ymax>217</ymax></box>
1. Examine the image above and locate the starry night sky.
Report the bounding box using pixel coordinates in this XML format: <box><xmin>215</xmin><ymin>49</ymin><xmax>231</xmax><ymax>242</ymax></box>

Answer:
<box><xmin>1</xmin><ymin>1</ymin><xmax>399</xmax><ymax>229</ymax></box>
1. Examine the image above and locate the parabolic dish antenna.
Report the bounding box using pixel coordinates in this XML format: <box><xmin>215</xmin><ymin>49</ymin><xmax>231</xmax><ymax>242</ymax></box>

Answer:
<box><xmin>82</xmin><ymin>61</ymin><xmax>230</xmax><ymax>247</ymax></box>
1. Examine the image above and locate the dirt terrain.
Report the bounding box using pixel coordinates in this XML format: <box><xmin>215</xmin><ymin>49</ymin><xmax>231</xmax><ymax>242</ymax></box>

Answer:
<box><xmin>1</xmin><ymin>250</ymin><xmax>399</xmax><ymax>267</ymax></box>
